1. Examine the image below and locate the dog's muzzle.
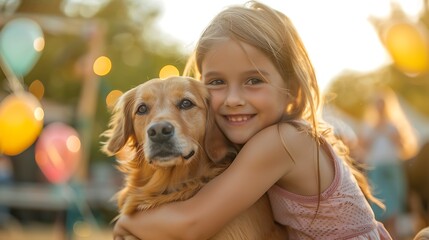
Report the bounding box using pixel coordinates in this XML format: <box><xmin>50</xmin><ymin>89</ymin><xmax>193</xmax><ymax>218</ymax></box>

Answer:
<box><xmin>147</xmin><ymin>121</ymin><xmax>174</xmax><ymax>142</ymax></box>
<box><xmin>146</xmin><ymin>121</ymin><xmax>195</xmax><ymax>162</ymax></box>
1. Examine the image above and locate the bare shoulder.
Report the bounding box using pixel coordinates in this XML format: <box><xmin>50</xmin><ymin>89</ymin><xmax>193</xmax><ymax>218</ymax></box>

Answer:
<box><xmin>237</xmin><ymin>122</ymin><xmax>313</xmax><ymax>174</ymax></box>
<box><xmin>248</xmin><ymin>122</ymin><xmax>302</xmax><ymax>142</ymax></box>
<box><xmin>247</xmin><ymin>122</ymin><xmax>314</xmax><ymax>154</ymax></box>
<box><xmin>246</xmin><ymin>122</ymin><xmax>321</xmax><ymax>174</ymax></box>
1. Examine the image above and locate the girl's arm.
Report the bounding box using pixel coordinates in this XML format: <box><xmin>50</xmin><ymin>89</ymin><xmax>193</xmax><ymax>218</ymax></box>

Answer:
<box><xmin>113</xmin><ymin>124</ymin><xmax>297</xmax><ymax>240</ymax></box>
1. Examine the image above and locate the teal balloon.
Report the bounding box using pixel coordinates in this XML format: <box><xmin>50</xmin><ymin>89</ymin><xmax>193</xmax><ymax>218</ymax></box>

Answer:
<box><xmin>0</xmin><ymin>18</ymin><xmax>44</xmax><ymax>77</ymax></box>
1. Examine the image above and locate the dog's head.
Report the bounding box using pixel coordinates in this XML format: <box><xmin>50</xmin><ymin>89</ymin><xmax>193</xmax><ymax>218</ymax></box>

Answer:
<box><xmin>102</xmin><ymin>76</ymin><xmax>235</xmax><ymax>167</ymax></box>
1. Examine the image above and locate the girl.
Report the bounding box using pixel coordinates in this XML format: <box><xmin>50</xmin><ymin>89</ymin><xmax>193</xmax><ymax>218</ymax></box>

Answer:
<box><xmin>113</xmin><ymin>1</ymin><xmax>391</xmax><ymax>239</ymax></box>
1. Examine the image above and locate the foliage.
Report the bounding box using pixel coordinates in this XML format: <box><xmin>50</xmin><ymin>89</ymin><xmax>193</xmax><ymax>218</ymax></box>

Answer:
<box><xmin>325</xmin><ymin>65</ymin><xmax>429</xmax><ymax>119</ymax></box>
<box><xmin>0</xmin><ymin>0</ymin><xmax>188</xmax><ymax>165</ymax></box>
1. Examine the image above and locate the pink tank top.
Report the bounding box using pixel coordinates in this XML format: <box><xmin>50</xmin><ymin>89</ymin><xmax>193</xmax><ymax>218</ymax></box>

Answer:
<box><xmin>267</xmin><ymin>139</ymin><xmax>392</xmax><ymax>240</ymax></box>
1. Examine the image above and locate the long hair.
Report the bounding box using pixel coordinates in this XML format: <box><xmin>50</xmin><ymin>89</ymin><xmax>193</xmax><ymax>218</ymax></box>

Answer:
<box><xmin>184</xmin><ymin>0</ymin><xmax>383</xmax><ymax>209</ymax></box>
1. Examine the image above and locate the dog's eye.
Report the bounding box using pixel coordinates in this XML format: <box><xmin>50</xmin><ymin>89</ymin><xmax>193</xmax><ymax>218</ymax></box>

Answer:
<box><xmin>178</xmin><ymin>99</ymin><xmax>194</xmax><ymax>110</ymax></box>
<box><xmin>136</xmin><ymin>104</ymin><xmax>148</xmax><ymax>115</ymax></box>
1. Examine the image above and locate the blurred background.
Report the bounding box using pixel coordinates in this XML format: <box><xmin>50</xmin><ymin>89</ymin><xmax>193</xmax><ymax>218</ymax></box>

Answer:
<box><xmin>0</xmin><ymin>0</ymin><xmax>428</xmax><ymax>239</ymax></box>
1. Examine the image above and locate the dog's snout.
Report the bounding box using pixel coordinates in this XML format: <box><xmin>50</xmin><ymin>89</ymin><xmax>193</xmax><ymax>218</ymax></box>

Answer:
<box><xmin>147</xmin><ymin>122</ymin><xmax>175</xmax><ymax>142</ymax></box>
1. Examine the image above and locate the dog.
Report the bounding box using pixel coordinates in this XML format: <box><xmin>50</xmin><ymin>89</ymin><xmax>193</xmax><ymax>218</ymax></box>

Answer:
<box><xmin>102</xmin><ymin>76</ymin><xmax>287</xmax><ymax>239</ymax></box>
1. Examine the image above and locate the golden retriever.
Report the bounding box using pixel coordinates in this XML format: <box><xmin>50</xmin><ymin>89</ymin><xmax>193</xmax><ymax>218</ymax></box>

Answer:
<box><xmin>102</xmin><ymin>76</ymin><xmax>287</xmax><ymax>239</ymax></box>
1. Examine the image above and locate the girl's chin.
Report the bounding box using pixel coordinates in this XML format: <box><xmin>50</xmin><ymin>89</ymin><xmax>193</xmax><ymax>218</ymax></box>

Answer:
<box><xmin>226</xmin><ymin>134</ymin><xmax>251</xmax><ymax>145</ymax></box>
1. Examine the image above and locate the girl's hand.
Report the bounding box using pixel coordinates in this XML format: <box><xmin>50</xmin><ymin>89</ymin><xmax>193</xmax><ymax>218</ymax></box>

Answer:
<box><xmin>113</xmin><ymin>215</ymin><xmax>139</xmax><ymax>240</ymax></box>
<box><xmin>110</xmin><ymin>124</ymin><xmax>293</xmax><ymax>240</ymax></box>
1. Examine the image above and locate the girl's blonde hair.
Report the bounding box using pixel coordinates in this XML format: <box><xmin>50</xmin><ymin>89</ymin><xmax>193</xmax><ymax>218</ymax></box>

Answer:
<box><xmin>184</xmin><ymin>0</ymin><xmax>383</xmax><ymax>209</ymax></box>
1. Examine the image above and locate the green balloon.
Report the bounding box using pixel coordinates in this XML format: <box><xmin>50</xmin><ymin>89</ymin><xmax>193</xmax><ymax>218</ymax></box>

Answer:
<box><xmin>0</xmin><ymin>18</ymin><xmax>44</xmax><ymax>77</ymax></box>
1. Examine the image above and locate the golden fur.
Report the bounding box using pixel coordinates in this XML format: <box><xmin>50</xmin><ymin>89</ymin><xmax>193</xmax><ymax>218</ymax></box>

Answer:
<box><xmin>414</xmin><ymin>227</ymin><xmax>429</xmax><ymax>240</ymax></box>
<box><xmin>102</xmin><ymin>76</ymin><xmax>286</xmax><ymax>239</ymax></box>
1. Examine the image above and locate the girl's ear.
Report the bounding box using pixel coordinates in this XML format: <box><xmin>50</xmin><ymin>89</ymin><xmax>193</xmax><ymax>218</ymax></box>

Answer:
<box><xmin>101</xmin><ymin>89</ymin><xmax>136</xmax><ymax>155</ymax></box>
<box><xmin>204</xmin><ymin>111</ymin><xmax>238</xmax><ymax>163</ymax></box>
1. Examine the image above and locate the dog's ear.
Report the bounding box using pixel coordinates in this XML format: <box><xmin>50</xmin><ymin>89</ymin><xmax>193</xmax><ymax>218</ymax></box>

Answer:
<box><xmin>204</xmin><ymin>110</ymin><xmax>238</xmax><ymax>164</ymax></box>
<box><xmin>102</xmin><ymin>88</ymin><xmax>136</xmax><ymax>155</ymax></box>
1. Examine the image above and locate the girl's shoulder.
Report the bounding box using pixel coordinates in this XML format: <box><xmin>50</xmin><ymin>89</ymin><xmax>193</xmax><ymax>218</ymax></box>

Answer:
<box><xmin>245</xmin><ymin>121</ymin><xmax>317</xmax><ymax>164</ymax></box>
<box><xmin>250</xmin><ymin>121</ymin><xmax>312</xmax><ymax>145</ymax></box>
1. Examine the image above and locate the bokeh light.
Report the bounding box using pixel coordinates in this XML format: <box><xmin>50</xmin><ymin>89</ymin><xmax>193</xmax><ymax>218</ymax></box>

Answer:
<box><xmin>105</xmin><ymin>90</ymin><xmax>123</xmax><ymax>108</ymax></box>
<box><xmin>29</xmin><ymin>79</ymin><xmax>45</xmax><ymax>100</ymax></box>
<box><xmin>33</xmin><ymin>36</ymin><xmax>45</xmax><ymax>52</ymax></box>
<box><xmin>159</xmin><ymin>64</ymin><xmax>179</xmax><ymax>79</ymax></box>
<box><xmin>73</xmin><ymin>220</ymin><xmax>92</xmax><ymax>237</ymax></box>
<box><xmin>34</xmin><ymin>107</ymin><xmax>44</xmax><ymax>121</ymax></box>
<box><xmin>61</xmin><ymin>0</ymin><xmax>109</xmax><ymax>18</ymax></box>
<box><xmin>66</xmin><ymin>135</ymin><xmax>81</xmax><ymax>153</ymax></box>
<box><xmin>93</xmin><ymin>56</ymin><xmax>112</xmax><ymax>76</ymax></box>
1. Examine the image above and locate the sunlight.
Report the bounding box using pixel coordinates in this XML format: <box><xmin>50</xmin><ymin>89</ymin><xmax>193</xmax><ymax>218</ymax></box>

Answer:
<box><xmin>155</xmin><ymin>0</ymin><xmax>424</xmax><ymax>91</ymax></box>
<box><xmin>159</xmin><ymin>64</ymin><xmax>180</xmax><ymax>79</ymax></box>
<box><xmin>93</xmin><ymin>55</ymin><xmax>112</xmax><ymax>76</ymax></box>
<box><xmin>106</xmin><ymin>89</ymin><xmax>123</xmax><ymax>108</ymax></box>
<box><xmin>29</xmin><ymin>79</ymin><xmax>45</xmax><ymax>100</ymax></box>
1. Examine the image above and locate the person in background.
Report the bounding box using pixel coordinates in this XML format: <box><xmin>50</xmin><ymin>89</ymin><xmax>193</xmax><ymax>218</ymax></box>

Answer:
<box><xmin>360</xmin><ymin>87</ymin><xmax>419</xmax><ymax>239</ymax></box>
<box><xmin>113</xmin><ymin>1</ymin><xmax>391</xmax><ymax>239</ymax></box>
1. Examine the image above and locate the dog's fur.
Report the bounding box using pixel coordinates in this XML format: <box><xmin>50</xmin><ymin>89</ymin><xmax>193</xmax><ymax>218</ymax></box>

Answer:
<box><xmin>414</xmin><ymin>227</ymin><xmax>429</xmax><ymax>240</ymax></box>
<box><xmin>102</xmin><ymin>76</ymin><xmax>286</xmax><ymax>239</ymax></box>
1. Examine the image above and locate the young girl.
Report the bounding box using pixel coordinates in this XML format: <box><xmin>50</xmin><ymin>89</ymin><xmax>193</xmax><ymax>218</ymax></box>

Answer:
<box><xmin>113</xmin><ymin>1</ymin><xmax>392</xmax><ymax>239</ymax></box>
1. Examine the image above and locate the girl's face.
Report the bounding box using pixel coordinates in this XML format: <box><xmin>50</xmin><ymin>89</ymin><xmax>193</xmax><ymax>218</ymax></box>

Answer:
<box><xmin>201</xmin><ymin>39</ymin><xmax>289</xmax><ymax>144</ymax></box>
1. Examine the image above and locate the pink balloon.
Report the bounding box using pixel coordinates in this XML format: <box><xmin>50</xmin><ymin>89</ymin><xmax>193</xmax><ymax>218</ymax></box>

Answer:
<box><xmin>35</xmin><ymin>122</ymin><xmax>82</xmax><ymax>184</ymax></box>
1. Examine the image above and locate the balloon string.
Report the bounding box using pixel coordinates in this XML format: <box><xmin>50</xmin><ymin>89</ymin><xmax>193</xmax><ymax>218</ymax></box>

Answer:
<box><xmin>0</xmin><ymin>53</ymin><xmax>24</xmax><ymax>93</ymax></box>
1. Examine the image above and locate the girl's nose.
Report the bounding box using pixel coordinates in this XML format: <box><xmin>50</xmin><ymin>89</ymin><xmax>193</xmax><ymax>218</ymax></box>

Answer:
<box><xmin>225</xmin><ymin>87</ymin><xmax>245</xmax><ymax>107</ymax></box>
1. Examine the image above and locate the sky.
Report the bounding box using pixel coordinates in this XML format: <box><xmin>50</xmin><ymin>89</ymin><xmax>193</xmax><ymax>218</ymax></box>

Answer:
<box><xmin>152</xmin><ymin>0</ymin><xmax>424</xmax><ymax>92</ymax></box>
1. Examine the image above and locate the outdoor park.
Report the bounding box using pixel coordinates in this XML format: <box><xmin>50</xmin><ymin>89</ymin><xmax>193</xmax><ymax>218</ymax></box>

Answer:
<box><xmin>1</xmin><ymin>0</ymin><xmax>429</xmax><ymax>239</ymax></box>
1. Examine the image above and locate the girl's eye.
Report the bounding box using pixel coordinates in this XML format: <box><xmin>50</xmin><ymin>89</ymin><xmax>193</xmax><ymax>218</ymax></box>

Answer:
<box><xmin>206</xmin><ymin>79</ymin><xmax>224</xmax><ymax>85</ymax></box>
<box><xmin>178</xmin><ymin>99</ymin><xmax>195</xmax><ymax>110</ymax></box>
<box><xmin>136</xmin><ymin>104</ymin><xmax>148</xmax><ymax>115</ymax></box>
<box><xmin>246</xmin><ymin>77</ymin><xmax>264</xmax><ymax>85</ymax></box>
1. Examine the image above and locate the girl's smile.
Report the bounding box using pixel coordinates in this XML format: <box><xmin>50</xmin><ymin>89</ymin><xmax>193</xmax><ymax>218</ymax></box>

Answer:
<box><xmin>224</xmin><ymin>114</ymin><xmax>255</xmax><ymax>124</ymax></box>
<box><xmin>111</xmin><ymin>2</ymin><xmax>390</xmax><ymax>239</ymax></box>
<box><xmin>201</xmin><ymin>38</ymin><xmax>289</xmax><ymax>144</ymax></box>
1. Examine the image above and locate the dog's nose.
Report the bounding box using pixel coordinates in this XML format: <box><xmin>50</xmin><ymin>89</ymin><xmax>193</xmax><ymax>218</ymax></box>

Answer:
<box><xmin>147</xmin><ymin>122</ymin><xmax>175</xmax><ymax>142</ymax></box>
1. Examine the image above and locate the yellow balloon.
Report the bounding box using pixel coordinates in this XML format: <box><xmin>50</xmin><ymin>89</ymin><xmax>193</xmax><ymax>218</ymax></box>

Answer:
<box><xmin>384</xmin><ymin>22</ymin><xmax>429</xmax><ymax>75</ymax></box>
<box><xmin>0</xmin><ymin>92</ymin><xmax>44</xmax><ymax>155</ymax></box>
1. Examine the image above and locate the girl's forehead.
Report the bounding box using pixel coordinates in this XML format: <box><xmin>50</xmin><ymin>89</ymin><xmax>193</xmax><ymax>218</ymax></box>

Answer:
<box><xmin>201</xmin><ymin>39</ymin><xmax>274</xmax><ymax>72</ymax></box>
<box><xmin>206</xmin><ymin>39</ymin><xmax>258</xmax><ymax>56</ymax></box>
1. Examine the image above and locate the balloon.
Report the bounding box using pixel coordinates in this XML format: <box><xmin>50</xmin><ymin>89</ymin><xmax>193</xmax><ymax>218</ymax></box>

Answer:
<box><xmin>35</xmin><ymin>122</ymin><xmax>82</xmax><ymax>184</ymax></box>
<box><xmin>0</xmin><ymin>92</ymin><xmax>44</xmax><ymax>155</ymax></box>
<box><xmin>384</xmin><ymin>22</ymin><xmax>429</xmax><ymax>75</ymax></box>
<box><xmin>0</xmin><ymin>18</ymin><xmax>44</xmax><ymax>77</ymax></box>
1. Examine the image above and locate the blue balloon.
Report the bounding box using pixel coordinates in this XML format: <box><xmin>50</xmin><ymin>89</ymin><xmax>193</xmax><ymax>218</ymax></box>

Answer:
<box><xmin>0</xmin><ymin>18</ymin><xmax>44</xmax><ymax>77</ymax></box>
